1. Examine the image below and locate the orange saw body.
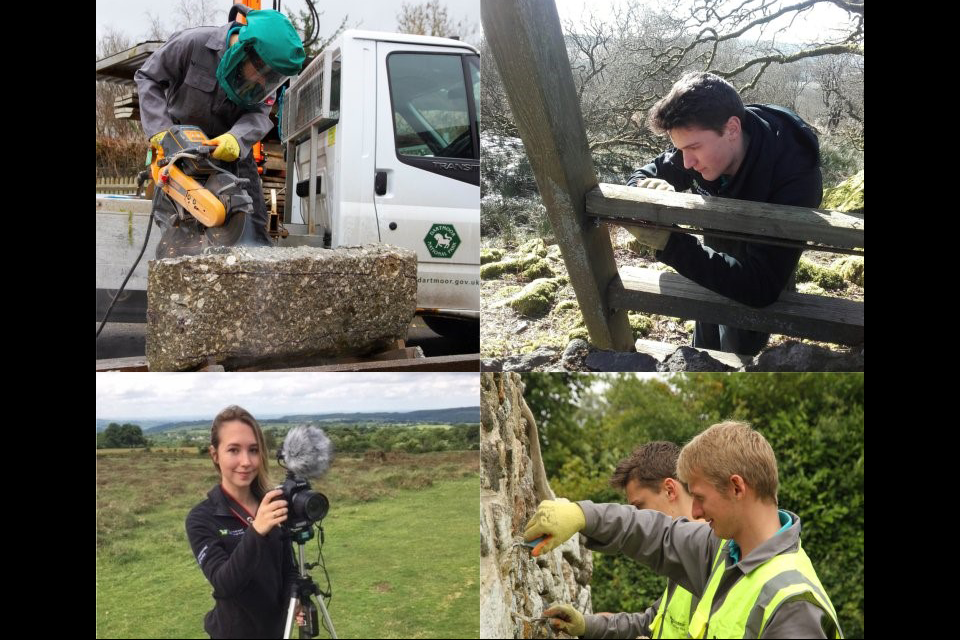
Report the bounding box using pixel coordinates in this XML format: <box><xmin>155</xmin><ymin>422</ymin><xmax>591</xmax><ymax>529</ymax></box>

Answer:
<box><xmin>146</xmin><ymin>125</ymin><xmax>260</xmax><ymax>257</ymax></box>
<box><xmin>150</xmin><ymin>127</ymin><xmax>226</xmax><ymax>227</ymax></box>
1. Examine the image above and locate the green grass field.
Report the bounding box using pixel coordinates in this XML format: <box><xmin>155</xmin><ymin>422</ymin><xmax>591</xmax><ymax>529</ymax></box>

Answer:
<box><xmin>96</xmin><ymin>451</ymin><xmax>479</xmax><ymax>639</ymax></box>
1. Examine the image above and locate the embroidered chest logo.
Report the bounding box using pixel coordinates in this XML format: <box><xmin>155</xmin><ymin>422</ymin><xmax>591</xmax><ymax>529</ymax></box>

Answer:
<box><xmin>219</xmin><ymin>527</ymin><xmax>246</xmax><ymax>536</ymax></box>
<box><xmin>690</xmin><ymin>179</ymin><xmax>712</xmax><ymax>197</ymax></box>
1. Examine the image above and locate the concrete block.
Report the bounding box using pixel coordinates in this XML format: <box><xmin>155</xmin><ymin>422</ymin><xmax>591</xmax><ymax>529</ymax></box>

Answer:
<box><xmin>146</xmin><ymin>244</ymin><xmax>417</xmax><ymax>370</ymax></box>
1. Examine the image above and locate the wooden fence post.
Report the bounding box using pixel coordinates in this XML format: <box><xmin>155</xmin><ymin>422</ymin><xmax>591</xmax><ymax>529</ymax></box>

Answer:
<box><xmin>482</xmin><ymin>0</ymin><xmax>634</xmax><ymax>352</ymax></box>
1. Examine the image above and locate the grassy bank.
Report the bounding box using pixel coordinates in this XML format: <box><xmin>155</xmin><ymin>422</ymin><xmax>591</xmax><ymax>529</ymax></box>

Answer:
<box><xmin>96</xmin><ymin>451</ymin><xmax>479</xmax><ymax>638</ymax></box>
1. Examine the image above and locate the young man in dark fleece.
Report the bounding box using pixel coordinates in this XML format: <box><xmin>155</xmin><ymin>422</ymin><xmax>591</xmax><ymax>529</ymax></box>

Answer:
<box><xmin>626</xmin><ymin>72</ymin><xmax>822</xmax><ymax>356</ymax></box>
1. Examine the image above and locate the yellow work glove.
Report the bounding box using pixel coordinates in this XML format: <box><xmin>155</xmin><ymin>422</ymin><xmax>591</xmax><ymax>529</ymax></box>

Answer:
<box><xmin>630</xmin><ymin>178</ymin><xmax>674</xmax><ymax>249</ymax></box>
<box><xmin>627</xmin><ymin>225</ymin><xmax>671</xmax><ymax>251</ymax></box>
<box><xmin>149</xmin><ymin>131</ymin><xmax>166</xmax><ymax>148</ymax></box>
<box><xmin>635</xmin><ymin>177</ymin><xmax>675</xmax><ymax>191</ymax></box>
<box><xmin>544</xmin><ymin>603</ymin><xmax>586</xmax><ymax>637</ymax></box>
<box><xmin>523</xmin><ymin>498</ymin><xmax>585</xmax><ymax>556</ymax></box>
<box><xmin>210</xmin><ymin>133</ymin><xmax>240</xmax><ymax>162</ymax></box>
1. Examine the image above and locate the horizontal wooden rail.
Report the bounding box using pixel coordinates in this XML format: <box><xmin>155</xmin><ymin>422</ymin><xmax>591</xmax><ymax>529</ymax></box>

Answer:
<box><xmin>610</xmin><ymin>266</ymin><xmax>863</xmax><ymax>345</ymax></box>
<box><xmin>587</xmin><ymin>183</ymin><xmax>864</xmax><ymax>251</ymax></box>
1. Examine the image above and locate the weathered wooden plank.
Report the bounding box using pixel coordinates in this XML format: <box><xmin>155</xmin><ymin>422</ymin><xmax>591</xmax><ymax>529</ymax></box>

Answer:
<box><xmin>113</xmin><ymin>92</ymin><xmax>139</xmax><ymax>108</ymax></box>
<box><xmin>482</xmin><ymin>0</ymin><xmax>633</xmax><ymax>351</ymax></box>
<box><xmin>611</xmin><ymin>266</ymin><xmax>863</xmax><ymax>345</ymax></box>
<box><xmin>113</xmin><ymin>107</ymin><xmax>140</xmax><ymax>120</ymax></box>
<box><xmin>230</xmin><ymin>345</ymin><xmax>417</xmax><ymax>370</ymax></box>
<box><xmin>263</xmin><ymin>353</ymin><xmax>480</xmax><ymax>372</ymax></box>
<box><xmin>96</xmin><ymin>41</ymin><xmax>164</xmax><ymax>85</ymax></box>
<box><xmin>263</xmin><ymin>157</ymin><xmax>286</xmax><ymax>172</ymax></box>
<box><xmin>587</xmin><ymin>184</ymin><xmax>864</xmax><ymax>250</ymax></box>
<box><xmin>96</xmin><ymin>356</ymin><xmax>149</xmax><ymax>372</ymax></box>
<box><xmin>97</xmin><ymin>352</ymin><xmax>478</xmax><ymax>372</ymax></box>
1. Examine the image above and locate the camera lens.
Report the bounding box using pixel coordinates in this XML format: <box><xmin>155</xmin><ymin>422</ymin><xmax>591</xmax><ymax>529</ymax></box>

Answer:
<box><xmin>295</xmin><ymin>490</ymin><xmax>329</xmax><ymax>522</ymax></box>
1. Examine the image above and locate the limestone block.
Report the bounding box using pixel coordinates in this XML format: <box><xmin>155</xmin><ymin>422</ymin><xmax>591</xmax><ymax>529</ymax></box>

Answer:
<box><xmin>146</xmin><ymin>244</ymin><xmax>417</xmax><ymax>370</ymax></box>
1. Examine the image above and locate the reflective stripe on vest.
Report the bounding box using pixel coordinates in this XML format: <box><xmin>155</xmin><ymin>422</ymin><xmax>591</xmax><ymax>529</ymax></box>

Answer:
<box><xmin>650</xmin><ymin>542</ymin><xmax>726</xmax><ymax>638</ymax></box>
<box><xmin>687</xmin><ymin>541</ymin><xmax>843</xmax><ymax>639</ymax></box>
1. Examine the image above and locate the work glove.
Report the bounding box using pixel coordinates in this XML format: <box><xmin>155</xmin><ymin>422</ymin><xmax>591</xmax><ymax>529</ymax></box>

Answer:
<box><xmin>635</xmin><ymin>177</ymin><xmax>675</xmax><ymax>191</ymax></box>
<box><xmin>544</xmin><ymin>603</ymin><xmax>586</xmax><ymax>637</ymax></box>
<box><xmin>629</xmin><ymin>178</ymin><xmax>675</xmax><ymax>250</ymax></box>
<box><xmin>627</xmin><ymin>225</ymin><xmax>671</xmax><ymax>251</ymax></box>
<box><xmin>149</xmin><ymin>131</ymin><xmax>166</xmax><ymax>148</ymax></box>
<box><xmin>523</xmin><ymin>498</ymin><xmax>585</xmax><ymax>556</ymax></box>
<box><xmin>210</xmin><ymin>133</ymin><xmax>241</xmax><ymax>162</ymax></box>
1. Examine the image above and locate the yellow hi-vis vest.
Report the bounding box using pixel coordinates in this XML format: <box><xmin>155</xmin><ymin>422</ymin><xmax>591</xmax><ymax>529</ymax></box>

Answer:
<box><xmin>687</xmin><ymin>540</ymin><xmax>842</xmax><ymax>639</ymax></box>
<box><xmin>650</xmin><ymin>545</ymin><xmax>725</xmax><ymax>638</ymax></box>
<box><xmin>650</xmin><ymin>582</ymin><xmax>693</xmax><ymax>638</ymax></box>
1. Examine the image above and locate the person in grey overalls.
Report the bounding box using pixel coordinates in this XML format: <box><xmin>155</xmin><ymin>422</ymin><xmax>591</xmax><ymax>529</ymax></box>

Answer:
<box><xmin>135</xmin><ymin>8</ymin><xmax>305</xmax><ymax>245</ymax></box>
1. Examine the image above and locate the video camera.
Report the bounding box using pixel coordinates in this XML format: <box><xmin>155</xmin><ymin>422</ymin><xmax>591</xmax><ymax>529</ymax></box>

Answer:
<box><xmin>275</xmin><ymin>424</ymin><xmax>338</xmax><ymax>638</ymax></box>
<box><xmin>276</xmin><ymin>425</ymin><xmax>334</xmax><ymax>539</ymax></box>
<box><xmin>276</xmin><ymin>472</ymin><xmax>329</xmax><ymax>534</ymax></box>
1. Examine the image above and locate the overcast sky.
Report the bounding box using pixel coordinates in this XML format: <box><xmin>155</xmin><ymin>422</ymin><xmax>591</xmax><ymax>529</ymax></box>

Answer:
<box><xmin>96</xmin><ymin>0</ymin><xmax>853</xmax><ymax>53</ymax></box>
<box><xmin>553</xmin><ymin>0</ymin><xmax>857</xmax><ymax>45</ymax></box>
<box><xmin>96</xmin><ymin>372</ymin><xmax>479</xmax><ymax>420</ymax></box>
<box><xmin>96</xmin><ymin>0</ymin><xmax>481</xmax><ymax>47</ymax></box>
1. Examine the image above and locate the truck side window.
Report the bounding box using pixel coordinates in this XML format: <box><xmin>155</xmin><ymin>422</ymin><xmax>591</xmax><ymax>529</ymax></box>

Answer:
<box><xmin>387</xmin><ymin>53</ymin><xmax>476</xmax><ymax>160</ymax></box>
<box><xmin>330</xmin><ymin>60</ymin><xmax>341</xmax><ymax>117</ymax></box>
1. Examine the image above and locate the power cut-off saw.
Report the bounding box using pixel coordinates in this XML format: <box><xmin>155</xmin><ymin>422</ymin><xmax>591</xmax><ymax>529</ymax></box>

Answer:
<box><xmin>139</xmin><ymin>124</ymin><xmax>263</xmax><ymax>257</ymax></box>
<box><xmin>98</xmin><ymin>125</ymin><xmax>265</xmax><ymax>339</ymax></box>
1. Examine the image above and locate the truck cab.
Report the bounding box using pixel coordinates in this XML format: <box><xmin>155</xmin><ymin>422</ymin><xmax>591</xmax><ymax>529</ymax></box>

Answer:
<box><xmin>280</xmin><ymin>30</ymin><xmax>480</xmax><ymax>336</ymax></box>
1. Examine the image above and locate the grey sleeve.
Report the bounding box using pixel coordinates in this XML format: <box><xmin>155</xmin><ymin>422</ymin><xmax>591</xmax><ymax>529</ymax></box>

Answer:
<box><xmin>760</xmin><ymin>599</ymin><xmax>833</xmax><ymax>639</ymax></box>
<box><xmin>583</xmin><ymin>598</ymin><xmax>659</xmax><ymax>639</ymax></box>
<box><xmin>135</xmin><ymin>32</ymin><xmax>193</xmax><ymax>138</ymax></box>
<box><xmin>134</xmin><ymin>30</ymin><xmax>273</xmax><ymax>157</ymax></box>
<box><xmin>578</xmin><ymin>501</ymin><xmax>721</xmax><ymax>597</ymax></box>
<box><xmin>227</xmin><ymin>101</ymin><xmax>274</xmax><ymax>159</ymax></box>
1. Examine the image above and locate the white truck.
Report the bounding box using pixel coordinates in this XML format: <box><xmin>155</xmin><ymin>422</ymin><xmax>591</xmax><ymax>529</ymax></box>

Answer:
<box><xmin>279</xmin><ymin>30</ymin><xmax>480</xmax><ymax>338</ymax></box>
<box><xmin>96</xmin><ymin>31</ymin><xmax>480</xmax><ymax>340</ymax></box>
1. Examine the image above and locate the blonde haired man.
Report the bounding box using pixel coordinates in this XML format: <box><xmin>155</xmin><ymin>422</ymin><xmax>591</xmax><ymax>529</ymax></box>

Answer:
<box><xmin>526</xmin><ymin>422</ymin><xmax>842</xmax><ymax>638</ymax></box>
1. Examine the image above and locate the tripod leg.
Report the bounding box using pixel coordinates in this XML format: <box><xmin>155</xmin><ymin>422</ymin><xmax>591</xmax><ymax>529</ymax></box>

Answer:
<box><xmin>283</xmin><ymin>596</ymin><xmax>299</xmax><ymax>640</ymax></box>
<box><xmin>315</xmin><ymin>595</ymin><xmax>337</xmax><ymax>639</ymax></box>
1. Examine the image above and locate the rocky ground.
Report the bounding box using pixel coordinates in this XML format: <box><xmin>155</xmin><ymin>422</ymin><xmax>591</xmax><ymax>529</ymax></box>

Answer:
<box><xmin>480</xmin><ymin>226</ymin><xmax>864</xmax><ymax>372</ymax></box>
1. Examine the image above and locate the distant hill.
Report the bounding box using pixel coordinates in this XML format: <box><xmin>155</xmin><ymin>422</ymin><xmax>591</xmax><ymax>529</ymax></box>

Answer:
<box><xmin>273</xmin><ymin>407</ymin><xmax>481</xmax><ymax>426</ymax></box>
<box><xmin>96</xmin><ymin>419</ymin><xmax>180</xmax><ymax>433</ymax></box>
<box><xmin>97</xmin><ymin>407</ymin><xmax>480</xmax><ymax>435</ymax></box>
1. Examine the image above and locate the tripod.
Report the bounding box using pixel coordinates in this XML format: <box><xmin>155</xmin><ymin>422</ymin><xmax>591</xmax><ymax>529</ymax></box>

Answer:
<box><xmin>283</xmin><ymin>526</ymin><xmax>336</xmax><ymax>639</ymax></box>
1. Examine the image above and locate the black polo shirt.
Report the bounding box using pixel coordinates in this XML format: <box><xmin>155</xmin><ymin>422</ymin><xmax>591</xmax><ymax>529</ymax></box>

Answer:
<box><xmin>186</xmin><ymin>484</ymin><xmax>296</xmax><ymax>638</ymax></box>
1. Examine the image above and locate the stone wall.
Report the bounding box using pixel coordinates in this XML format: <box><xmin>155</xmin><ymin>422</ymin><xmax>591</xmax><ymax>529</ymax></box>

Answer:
<box><xmin>480</xmin><ymin>373</ymin><xmax>592</xmax><ymax>638</ymax></box>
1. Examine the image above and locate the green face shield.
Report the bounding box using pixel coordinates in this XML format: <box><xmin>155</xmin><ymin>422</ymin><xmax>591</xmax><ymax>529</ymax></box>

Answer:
<box><xmin>216</xmin><ymin>10</ymin><xmax>306</xmax><ymax>108</ymax></box>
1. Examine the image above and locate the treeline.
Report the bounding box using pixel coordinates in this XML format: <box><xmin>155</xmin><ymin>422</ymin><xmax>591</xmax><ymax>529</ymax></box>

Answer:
<box><xmin>523</xmin><ymin>373</ymin><xmax>864</xmax><ymax>639</ymax></box>
<box><xmin>99</xmin><ymin>423</ymin><xmax>481</xmax><ymax>454</ymax></box>
<box><xmin>245</xmin><ymin>424</ymin><xmax>480</xmax><ymax>454</ymax></box>
<box><xmin>317</xmin><ymin>424</ymin><xmax>479</xmax><ymax>454</ymax></box>
<box><xmin>97</xmin><ymin>423</ymin><xmax>149</xmax><ymax>449</ymax></box>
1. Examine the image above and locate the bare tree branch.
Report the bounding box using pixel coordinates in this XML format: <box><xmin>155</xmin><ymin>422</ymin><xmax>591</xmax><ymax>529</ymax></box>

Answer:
<box><xmin>712</xmin><ymin>43</ymin><xmax>863</xmax><ymax>79</ymax></box>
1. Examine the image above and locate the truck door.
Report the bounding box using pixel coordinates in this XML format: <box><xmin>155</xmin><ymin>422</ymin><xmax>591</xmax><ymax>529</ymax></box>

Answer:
<box><xmin>374</xmin><ymin>41</ymin><xmax>480</xmax><ymax>312</ymax></box>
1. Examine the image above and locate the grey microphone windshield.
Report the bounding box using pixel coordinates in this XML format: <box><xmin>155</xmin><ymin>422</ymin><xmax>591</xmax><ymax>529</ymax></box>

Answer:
<box><xmin>280</xmin><ymin>425</ymin><xmax>334</xmax><ymax>478</ymax></box>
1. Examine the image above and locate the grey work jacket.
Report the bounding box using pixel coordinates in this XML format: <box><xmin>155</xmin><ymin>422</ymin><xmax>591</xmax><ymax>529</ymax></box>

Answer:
<box><xmin>577</xmin><ymin>502</ymin><xmax>834</xmax><ymax>638</ymax></box>
<box><xmin>584</xmin><ymin>596</ymin><xmax>659</xmax><ymax>638</ymax></box>
<box><xmin>135</xmin><ymin>23</ymin><xmax>274</xmax><ymax>159</ymax></box>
